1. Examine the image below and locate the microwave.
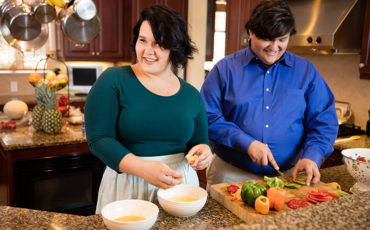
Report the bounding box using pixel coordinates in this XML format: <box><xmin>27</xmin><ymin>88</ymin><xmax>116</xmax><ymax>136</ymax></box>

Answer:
<box><xmin>67</xmin><ymin>65</ymin><xmax>103</xmax><ymax>94</ymax></box>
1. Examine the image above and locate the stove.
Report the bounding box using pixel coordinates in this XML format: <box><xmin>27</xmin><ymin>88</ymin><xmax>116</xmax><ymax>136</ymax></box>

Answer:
<box><xmin>337</xmin><ymin>124</ymin><xmax>365</xmax><ymax>137</ymax></box>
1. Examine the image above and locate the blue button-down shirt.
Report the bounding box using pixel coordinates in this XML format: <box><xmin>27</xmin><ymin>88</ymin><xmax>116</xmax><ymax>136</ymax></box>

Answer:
<box><xmin>200</xmin><ymin>47</ymin><xmax>338</xmax><ymax>175</ymax></box>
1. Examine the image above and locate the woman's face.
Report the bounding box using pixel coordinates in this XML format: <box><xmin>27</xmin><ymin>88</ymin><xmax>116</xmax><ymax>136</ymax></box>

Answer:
<box><xmin>135</xmin><ymin>21</ymin><xmax>171</xmax><ymax>76</ymax></box>
<box><xmin>249</xmin><ymin>30</ymin><xmax>290</xmax><ymax>66</ymax></box>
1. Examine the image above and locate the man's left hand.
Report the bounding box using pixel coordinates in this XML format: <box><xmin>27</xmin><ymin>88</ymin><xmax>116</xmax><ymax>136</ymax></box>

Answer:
<box><xmin>292</xmin><ymin>158</ymin><xmax>320</xmax><ymax>186</ymax></box>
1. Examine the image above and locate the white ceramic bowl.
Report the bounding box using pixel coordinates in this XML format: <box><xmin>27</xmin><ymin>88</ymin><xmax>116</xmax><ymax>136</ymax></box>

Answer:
<box><xmin>101</xmin><ymin>199</ymin><xmax>159</xmax><ymax>230</ymax></box>
<box><xmin>341</xmin><ymin>148</ymin><xmax>370</xmax><ymax>193</ymax></box>
<box><xmin>157</xmin><ymin>184</ymin><xmax>207</xmax><ymax>217</ymax></box>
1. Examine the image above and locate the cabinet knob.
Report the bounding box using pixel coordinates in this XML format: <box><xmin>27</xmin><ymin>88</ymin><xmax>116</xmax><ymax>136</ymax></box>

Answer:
<box><xmin>359</xmin><ymin>63</ymin><xmax>365</xmax><ymax>68</ymax></box>
<box><xmin>91</xmin><ymin>52</ymin><xmax>95</xmax><ymax>55</ymax></box>
<box><xmin>96</xmin><ymin>52</ymin><xmax>100</xmax><ymax>56</ymax></box>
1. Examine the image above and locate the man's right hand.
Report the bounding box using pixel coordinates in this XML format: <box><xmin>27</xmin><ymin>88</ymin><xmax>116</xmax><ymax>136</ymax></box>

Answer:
<box><xmin>247</xmin><ymin>140</ymin><xmax>279</xmax><ymax>170</ymax></box>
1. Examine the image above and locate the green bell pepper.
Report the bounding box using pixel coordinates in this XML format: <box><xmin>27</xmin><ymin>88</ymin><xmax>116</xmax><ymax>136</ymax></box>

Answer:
<box><xmin>241</xmin><ymin>181</ymin><xmax>267</xmax><ymax>207</ymax></box>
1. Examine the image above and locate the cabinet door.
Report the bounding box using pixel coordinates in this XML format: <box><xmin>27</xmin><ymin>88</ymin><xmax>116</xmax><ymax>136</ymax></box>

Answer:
<box><xmin>63</xmin><ymin>0</ymin><xmax>131</xmax><ymax>61</ymax></box>
<box><xmin>360</xmin><ymin>0</ymin><xmax>370</xmax><ymax>79</ymax></box>
<box><xmin>163</xmin><ymin>0</ymin><xmax>188</xmax><ymax>21</ymax></box>
<box><xmin>225</xmin><ymin>0</ymin><xmax>260</xmax><ymax>55</ymax></box>
<box><xmin>93</xmin><ymin>0</ymin><xmax>130</xmax><ymax>61</ymax></box>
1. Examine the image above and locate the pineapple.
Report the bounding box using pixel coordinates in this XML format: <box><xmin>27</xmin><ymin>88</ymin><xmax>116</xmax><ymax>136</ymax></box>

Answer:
<box><xmin>40</xmin><ymin>84</ymin><xmax>63</xmax><ymax>134</ymax></box>
<box><xmin>32</xmin><ymin>83</ymin><xmax>48</xmax><ymax>131</ymax></box>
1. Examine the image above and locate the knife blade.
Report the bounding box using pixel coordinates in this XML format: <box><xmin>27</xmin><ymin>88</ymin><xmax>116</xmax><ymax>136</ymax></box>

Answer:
<box><xmin>268</xmin><ymin>161</ymin><xmax>288</xmax><ymax>180</ymax></box>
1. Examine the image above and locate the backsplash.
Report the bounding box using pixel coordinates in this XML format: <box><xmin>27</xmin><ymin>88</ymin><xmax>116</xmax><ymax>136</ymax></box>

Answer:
<box><xmin>302</xmin><ymin>54</ymin><xmax>370</xmax><ymax>130</ymax></box>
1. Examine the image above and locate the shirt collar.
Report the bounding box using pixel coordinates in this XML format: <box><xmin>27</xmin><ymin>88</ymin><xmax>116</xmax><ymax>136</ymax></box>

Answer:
<box><xmin>243</xmin><ymin>42</ymin><xmax>293</xmax><ymax>68</ymax></box>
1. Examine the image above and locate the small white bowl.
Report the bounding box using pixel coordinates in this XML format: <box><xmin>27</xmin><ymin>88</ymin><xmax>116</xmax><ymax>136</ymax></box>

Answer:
<box><xmin>157</xmin><ymin>184</ymin><xmax>207</xmax><ymax>217</ymax></box>
<box><xmin>341</xmin><ymin>148</ymin><xmax>370</xmax><ymax>193</ymax></box>
<box><xmin>101</xmin><ymin>199</ymin><xmax>159</xmax><ymax>230</ymax></box>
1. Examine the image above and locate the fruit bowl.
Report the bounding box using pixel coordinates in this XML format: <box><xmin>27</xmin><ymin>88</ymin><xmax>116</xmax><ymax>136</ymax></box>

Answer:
<box><xmin>341</xmin><ymin>148</ymin><xmax>370</xmax><ymax>193</ymax></box>
<box><xmin>28</xmin><ymin>71</ymin><xmax>69</xmax><ymax>91</ymax></box>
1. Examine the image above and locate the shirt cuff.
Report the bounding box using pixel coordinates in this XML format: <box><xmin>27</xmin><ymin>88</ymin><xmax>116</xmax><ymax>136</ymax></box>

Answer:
<box><xmin>301</xmin><ymin>145</ymin><xmax>325</xmax><ymax>167</ymax></box>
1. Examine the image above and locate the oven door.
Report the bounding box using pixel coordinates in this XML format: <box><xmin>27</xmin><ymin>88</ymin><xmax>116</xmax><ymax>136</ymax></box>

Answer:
<box><xmin>14</xmin><ymin>152</ymin><xmax>105</xmax><ymax>216</ymax></box>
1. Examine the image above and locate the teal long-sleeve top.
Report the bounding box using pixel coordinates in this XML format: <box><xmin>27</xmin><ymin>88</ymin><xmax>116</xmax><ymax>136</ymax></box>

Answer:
<box><xmin>85</xmin><ymin>66</ymin><xmax>210</xmax><ymax>172</ymax></box>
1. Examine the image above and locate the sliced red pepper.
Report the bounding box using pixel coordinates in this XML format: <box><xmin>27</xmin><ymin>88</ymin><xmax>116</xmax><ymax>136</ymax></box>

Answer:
<box><xmin>287</xmin><ymin>199</ymin><xmax>309</xmax><ymax>209</ymax></box>
<box><xmin>357</xmin><ymin>157</ymin><xmax>366</xmax><ymax>162</ymax></box>
<box><xmin>227</xmin><ymin>184</ymin><xmax>240</xmax><ymax>194</ymax></box>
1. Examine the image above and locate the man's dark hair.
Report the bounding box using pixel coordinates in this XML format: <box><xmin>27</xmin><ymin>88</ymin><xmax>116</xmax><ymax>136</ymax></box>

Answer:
<box><xmin>133</xmin><ymin>4</ymin><xmax>197</xmax><ymax>73</ymax></box>
<box><xmin>245</xmin><ymin>0</ymin><xmax>296</xmax><ymax>40</ymax></box>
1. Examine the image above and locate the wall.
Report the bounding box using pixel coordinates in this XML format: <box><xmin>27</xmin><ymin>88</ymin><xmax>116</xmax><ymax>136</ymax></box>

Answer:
<box><xmin>186</xmin><ymin>0</ymin><xmax>207</xmax><ymax>90</ymax></box>
<box><xmin>302</xmin><ymin>54</ymin><xmax>370</xmax><ymax>130</ymax></box>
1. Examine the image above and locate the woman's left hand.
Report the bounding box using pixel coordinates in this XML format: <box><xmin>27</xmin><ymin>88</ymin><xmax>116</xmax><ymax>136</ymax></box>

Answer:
<box><xmin>185</xmin><ymin>144</ymin><xmax>213</xmax><ymax>170</ymax></box>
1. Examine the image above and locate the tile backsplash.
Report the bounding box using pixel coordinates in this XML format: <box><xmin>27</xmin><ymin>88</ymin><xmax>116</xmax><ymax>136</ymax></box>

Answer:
<box><xmin>302</xmin><ymin>54</ymin><xmax>370</xmax><ymax>130</ymax></box>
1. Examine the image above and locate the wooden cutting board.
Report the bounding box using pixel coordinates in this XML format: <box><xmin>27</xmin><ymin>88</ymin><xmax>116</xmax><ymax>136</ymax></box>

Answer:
<box><xmin>210</xmin><ymin>178</ymin><xmax>346</xmax><ymax>223</ymax></box>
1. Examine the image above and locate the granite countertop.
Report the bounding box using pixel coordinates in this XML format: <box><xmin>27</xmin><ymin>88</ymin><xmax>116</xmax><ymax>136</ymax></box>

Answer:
<box><xmin>0</xmin><ymin>165</ymin><xmax>367</xmax><ymax>230</ymax></box>
<box><xmin>334</xmin><ymin>134</ymin><xmax>370</xmax><ymax>151</ymax></box>
<box><xmin>0</xmin><ymin>120</ymin><xmax>86</xmax><ymax>151</ymax></box>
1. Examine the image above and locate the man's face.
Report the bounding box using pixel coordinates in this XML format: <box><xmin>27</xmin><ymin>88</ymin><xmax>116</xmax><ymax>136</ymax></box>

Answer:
<box><xmin>249</xmin><ymin>30</ymin><xmax>290</xmax><ymax>66</ymax></box>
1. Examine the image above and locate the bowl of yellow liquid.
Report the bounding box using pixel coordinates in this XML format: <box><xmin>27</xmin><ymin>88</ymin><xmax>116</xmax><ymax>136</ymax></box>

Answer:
<box><xmin>157</xmin><ymin>184</ymin><xmax>207</xmax><ymax>217</ymax></box>
<box><xmin>101</xmin><ymin>199</ymin><xmax>159</xmax><ymax>230</ymax></box>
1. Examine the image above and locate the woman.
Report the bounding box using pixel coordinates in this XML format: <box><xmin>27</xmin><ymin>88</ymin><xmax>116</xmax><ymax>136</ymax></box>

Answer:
<box><xmin>85</xmin><ymin>5</ymin><xmax>213</xmax><ymax>214</ymax></box>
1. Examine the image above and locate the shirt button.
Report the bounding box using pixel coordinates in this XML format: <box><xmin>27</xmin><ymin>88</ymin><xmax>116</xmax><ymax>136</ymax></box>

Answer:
<box><xmin>267</xmin><ymin>71</ymin><xmax>270</xmax><ymax>74</ymax></box>
<box><xmin>266</xmin><ymin>88</ymin><xmax>270</xmax><ymax>92</ymax></box>
<box><xmin>266</xmin><ymin>106</ymin><xmax>270</xmax><ymax>110</ymax></box>
<box><xmin>265</xmin><ymin>124</ymin><xmax>269</xmax><ymax>128</ymax></box>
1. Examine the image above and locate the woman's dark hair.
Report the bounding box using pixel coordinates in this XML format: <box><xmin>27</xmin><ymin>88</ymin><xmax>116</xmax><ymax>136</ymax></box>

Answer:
<box><xmin>133</xmin><ymin>5</ymin><xmax>197</xmax><ymax>74</ymax></box>
<box><xmin>245</xmin><ymin>0</ymin><xmax>296</xmax><ymax>40</ymax></box>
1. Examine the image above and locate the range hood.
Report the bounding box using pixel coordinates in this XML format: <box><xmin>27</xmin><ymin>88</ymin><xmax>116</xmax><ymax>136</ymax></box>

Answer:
<box><xmin>286</xmin><ymin>0</ymin><xmax>366</xmax><ymax>55</ymax></box>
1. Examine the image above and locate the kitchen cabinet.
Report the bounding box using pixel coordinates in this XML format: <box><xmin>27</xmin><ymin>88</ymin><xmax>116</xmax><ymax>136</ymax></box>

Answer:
<box><xmin>225</xmin><ymin>0</ymin><xmax>261</xmax><ymax>55</ymax></box>
<box><xmin>62</xmin><ymin>0</ymin><xmax>187</xmax><ymax>62</ymax></box>
<box><xmin>360</xmin><ymin>0</ymin><xmax>370</xmax><ymax>79</ymax></box>
<box><xmin>61</xmin><ymin>0</ymin><xmax>132</xmax><ymax>62</ymax></box>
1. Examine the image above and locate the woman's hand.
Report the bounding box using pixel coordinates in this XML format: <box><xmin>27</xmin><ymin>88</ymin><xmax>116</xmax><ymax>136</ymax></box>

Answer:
<box><xmin>118</xmin><ymin>153</ymin><xmax>183</xmax><ymax>189</ymax></box>
<box><xmin>185</xmin><ymin>144</ymin><xmax>213</xmax><ymax>170</ymax></box>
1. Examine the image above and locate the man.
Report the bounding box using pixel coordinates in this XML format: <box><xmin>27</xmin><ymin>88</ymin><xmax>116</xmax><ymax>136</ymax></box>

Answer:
<box><xmin>200</xmin><ymin>0</ymin><xmax>338</xmax><ymax>187</ymax></box>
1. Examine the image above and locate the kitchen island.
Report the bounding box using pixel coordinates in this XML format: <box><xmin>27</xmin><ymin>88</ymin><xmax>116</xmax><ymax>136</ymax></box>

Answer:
<box><xmin>0</xmin><ymin>165</ymin><xmax>368</xmax><ymax>230</ymax></box>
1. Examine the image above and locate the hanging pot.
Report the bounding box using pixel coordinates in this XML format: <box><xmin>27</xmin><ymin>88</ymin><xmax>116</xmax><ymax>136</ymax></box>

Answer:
<box><xmin>32</xmin><ymin>1</ymin><xmax>56</xmax><ymax>24</ymax></box>
<box><xmin>58</xmin><ymin>5</ymin><xmax>100</xmax><ymax>44</ymax></box>
<box><xmin>73</xmin><ymin>0</ymin><xmax>96</xmax><ymax>21</ymax></box>
<box><xmin>0</xmin><ymin>0</ymin><xmax>41</xmax><ymax>41</ymax></box>
<box><xmin>0</xmin><ymin>15</ymin><xmax>48</xmax><ymax>52</ymax></box>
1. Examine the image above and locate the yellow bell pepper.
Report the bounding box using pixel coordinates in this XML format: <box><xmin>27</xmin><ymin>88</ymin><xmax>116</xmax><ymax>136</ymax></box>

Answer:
<box><xmin>327</xmin><ymin>182</ymin><xmax>341</xmax><ymax>190</ymax></box>
<box><xmin>255</xmin><ymin>195</ymin><xmax>269</xmax><ymax>215</ymax></box>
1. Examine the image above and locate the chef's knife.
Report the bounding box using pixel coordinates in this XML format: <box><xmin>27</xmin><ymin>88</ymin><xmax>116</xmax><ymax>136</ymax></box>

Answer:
<box><xmin>268</xmin><ymin>161</ymin><xmax>288</xmax><ymax>180</ymax></box>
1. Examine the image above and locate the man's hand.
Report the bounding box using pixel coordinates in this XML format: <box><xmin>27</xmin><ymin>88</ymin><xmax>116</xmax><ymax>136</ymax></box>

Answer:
<box><xmin>185</xmin><ymin>144</ymin><xmax>213</xmax><ymax>170</ymax></box>
<box><xmin>292</xmin><ymin>158</ymin><xmax>320</xmax><ymax>186</ymax></box>
<box><xmin>247</xmin><ymin>140</ymin><xmax>279</xmax><ymax>170</ymax></box>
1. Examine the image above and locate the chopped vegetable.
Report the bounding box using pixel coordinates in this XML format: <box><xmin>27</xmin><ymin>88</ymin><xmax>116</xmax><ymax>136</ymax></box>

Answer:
<box><xmin>284</xmin><ymin>183</ymin><xmax>300</xmax><ymax>189</ymax></box>
<box><xmin>241</xmin><ymin>181</ymin><xmax>267</xmax><ymax>207</ymax></box>
<box><xmin>255</xmin><ymin>195</ymin><xmax>270</xmax><ymax>215</ymax></box>
<box><xmin>227</xmin><ymin>185</ymin><xmax>240</xmax><ymax>194</ymax></box>
<box><xmin>287</xmin><ymin>199</ymin><xmax>309</xmax><ymax>209</ymax></box>
<box><xmin>326</xmin><ymin>182</ymin><xmax>341</xmax><ymax>190</ymax></box>
<box><xmin>293</xmin><ymin>177</ymin><xmax>307</xmax><ymax>185</ymax></box>
<box><xmin>306</xmin><ymin>189</ymin><xmax>339</xmax><ymax>204</ymax></box>
<box><xmin>267</xmin><ymin>187</ymin><xmax>287</xmax><ymax>211</ymax></box>
<box><xmin>332</xmin><ymin>192</ymin><xmax>349</xmax><ymax>197</ymax></box>
<box><xmin>264</xmin><ymin>176</ymin><xmax>285</xmax><ymax>188</ymax></box>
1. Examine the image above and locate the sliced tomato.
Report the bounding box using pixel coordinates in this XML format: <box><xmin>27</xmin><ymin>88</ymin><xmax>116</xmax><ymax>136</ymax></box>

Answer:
<box><xmin>287</xmin><ymin>199</ymin><xmax>309</xmax><ymax>209</ymax></box>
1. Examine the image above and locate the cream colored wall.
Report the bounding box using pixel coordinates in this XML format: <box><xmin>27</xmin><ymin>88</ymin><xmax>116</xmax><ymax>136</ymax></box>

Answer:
<box><xmin>301</xmin><ymin>54</ymin><xmax>370</xmax><ymax>130</ymax></box>
<box><xmin>186</xmin><ymin>0</ymin><xmax>207</xmax><ymax>91</ymax></box>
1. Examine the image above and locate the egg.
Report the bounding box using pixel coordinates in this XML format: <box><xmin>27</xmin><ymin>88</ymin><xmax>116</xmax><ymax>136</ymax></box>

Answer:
<box><xmin>3</xmin><ymin>100</ymin><xmax>28</xmax><ymax>119</ymax></box>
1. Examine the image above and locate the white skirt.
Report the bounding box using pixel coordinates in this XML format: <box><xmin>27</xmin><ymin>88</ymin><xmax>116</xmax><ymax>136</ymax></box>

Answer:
<box><xmin>95</xmin><ymin>153</ymin><xmax>199</xmax><ymax>214</ymax></box>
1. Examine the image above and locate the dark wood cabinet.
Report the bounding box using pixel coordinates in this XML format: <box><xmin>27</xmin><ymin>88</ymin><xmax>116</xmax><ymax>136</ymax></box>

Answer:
<box><xmin>62</xmin><ymin>0</ymin><xmax>187</xmax><ymax>62</ymax></box>
<box><xmin>360</xmin><ymin>0</ymin><xmax>370</xmax><ymax>79</ymax></box>
<box><xmin>225</xmin><ymin>0</ymin><xmax>260</xmax><ymax>55</ymax></box>
<box><xmin>62</xmin><ymin>0</ymin><xmax>132</xmax><ymax>62</ymax></box>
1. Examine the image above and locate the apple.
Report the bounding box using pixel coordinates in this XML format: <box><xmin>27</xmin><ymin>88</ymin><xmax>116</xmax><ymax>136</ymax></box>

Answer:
<box><xmin>45</xmin><ymin>71</ymin><xmax>56</xmax><ymax>81</ymax></box>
